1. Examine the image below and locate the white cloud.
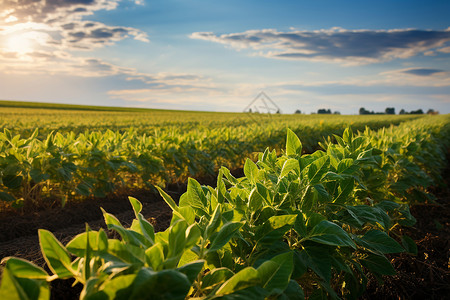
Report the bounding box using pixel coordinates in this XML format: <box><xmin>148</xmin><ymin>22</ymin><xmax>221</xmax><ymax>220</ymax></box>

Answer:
<box><xmin>437</xmin><ymin>46</ymin><xmax>450</xmax><ymax>53</ymax></box>
<box><xmin>0</xmin><ymin>1</ymin><xmax>160</xmax><ymax>84</ymax></box>
<box><xmin>0</xmin><ymin>1</ymin><xmax>148</xmax><ymax>59</ymax></box>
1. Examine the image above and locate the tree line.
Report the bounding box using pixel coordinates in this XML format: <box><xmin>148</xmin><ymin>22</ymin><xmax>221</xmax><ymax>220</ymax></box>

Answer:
<box><xmin>359</xmin><ymin>107</ymin><xmax>438</xmax><ymax>115</ymax></box>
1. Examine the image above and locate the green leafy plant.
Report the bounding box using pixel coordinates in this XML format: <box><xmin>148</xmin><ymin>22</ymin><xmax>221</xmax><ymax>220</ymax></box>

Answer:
<box><xmin>4</xmin><ymin>125</ymin><xmax>446</xmax><ymax>299</ymax></box>
<box><xmin>1</xmin><ymin>111</ymin><xmax>430</xmax><ymax>210</ymax></box>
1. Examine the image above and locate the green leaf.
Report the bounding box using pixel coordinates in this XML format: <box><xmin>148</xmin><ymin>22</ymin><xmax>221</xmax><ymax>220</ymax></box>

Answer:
<box><xmin>356</xmin><ymin>230</ymin><xmax>404</xmax><ymax>254</ymax></box>
<box><xmin>258</xmin><ymin>215</ymin><xmax>297</xmax><ymax>245</ymax></box>
<box><xmin>296</xmin><ymin>246</ymin><xmax>332</xmax><ymax>282</ymax></box>
<box><xmin>178</xmin><ymin>206</ymin><xmax>196</xmax><ymax>225</ymax></box>
<box><xmin>129</xmin><ymin>269</ymin><xmax>191</xmax><ymax>300</ymax></box>
<box><xmin>0</xmin><ymin>267</ymin><xmax>26</xmax><ymax>300</ymax></box>
<box><xmin>360</xmin><ymin>253</ymin><xmax>396</xmax><ymax>275</ymax></box>
<box><xmin>167</xmin><ymin>220</ymin><xmax>188</xmax><ymax>259</ymax></box>
<box><xmin>1</xmin><ymin>257</ymin><xmax>48</xmax><ymax>279</ymax></box>
<box><xmin>280</xmin><ymin>158</ymin><xmax>300</xmax><ymax>178</ymax></box>
<box><xmin>97</xmin><ymin>229</ymin><xmax>108</xmax><ymax>253</ymax></box>
<box><xmin>135</xmin><ymin>214</ymin><xmax>155</xmax><ymax>246</ymax></box>
<box><xmin>307</xmin><ymin>221</ymin><xmax>356</xmax><ymax>248</ymax></box>
<box><xmin>323</xmin><ymin>171</ymin><xmax>343</xmax><ymax>181</ymax></box>
<box><xmin>333</xmin><ymin>178</ymin><xmax>354</xmax><ymax>204</ymax></box>
<box><xmin>221</xmin><ymin>166</ymin><xmax>238</xmax><ymax>185</ymax></box>
<box><xmin>38</xmin><ymin>230</ymin><xmax>73</xmax><ymax>279</ymax></box>
<box><xmin>278</xmin><ymin>280</ymin><xmax>305</xmax><ymax>300</ymax></box>
<box><xmin>313</xmin><ymin>184</ymin><xmax>329</xmax><ymax>203</ymax></box>
<box><xmin>66</xmin><ymin>231</ymin><xmax>104</xmax><ymax>257</ymax></box>
<box><xmin>105</xmin><ymin>239</ymin><xmax>144</xmax><ymax>265</ymax></box>
<box><xmin>3</xmin><ymin>175</ymin><xmax>23</xmax><ymax>189</ymax></box>
<box><xmin>291</xmin><ymin>251</ymin><xmax>307</xmax><ymax>280</ymax></box>
<box><xmin>145</xmin><ymin>243</ymin><xmax>165</xmax><ymax>271</ymax></box>
<box><xmin>83</xmin><ymin>224</ymin><xmax>92</xmax><ymax>281</ymax></box>
<box><xmin>0</xmin><ymin>267</ymin><xmax>50</xmax><ymax>300</ymax></box>
<box><xmin>156</xmin><ymin>186</ymin><xmax>179</xmax><ymax>213</ymax></box>
<box><xmin>127</xmin><ymin>198</ymin><xmax>155</xmax><ymax>246</ymax></box>
<box><xmin>343</xmin><ymin>127</ymin><xmax>353</xmax><ymax>144</ymax></box>
<box><xmin>256</xmin><ymin>183</ymin><xmax>271</xmax><ymax>206</ymax></box>
<box><xmin>307</xmin><ymin>156</ymin><xmax>330</xmax><ymax>185</ymax></box>
<box><xmin>101</xmin><ymin>208</ymin><xmax>122</xmax><ymax>227</ymax></box>
<box><xmin>257</xmin><ymin>252</ymin><xmax>294</xmax><ymax>294</ymax></box>
<box><xmin>244</xmin><ymin>158</ymin><xmax>259</xmax><ymax>184</ymax></box>
<box><xmin>401</xmin><ymin>235</ymin><xmax>418</xmax><ymax>255</ymax></box>
<box><xmin>101</xmin><ymin>210</ymin><xmax>145</xmax><ymax>247</ymax></box>
<box><xmin>30</xmin><ymin>169</ymin><xmax>49</xmax><ymax>184</ymax></box>
<box><xmin>185</xmin><ymin>224</ymin><xmax>201</xmax><ymax>249</ymax></box>
<box><xmin>186</xmin><ymin>178</ymin><xmax>209</xmax><ymax>216</ymax></box>
<box><xmin>214</xmin><ymin>286</ymin><xmax>267</xmax><ymax>300</ymax></box>
<box><xmin>216</xmin><ymin>267</ymin><xmax>260</xmax><ymax>295</ymax></box>
<box><xmin>80</xmin><ymin>278</ymin><xmax>102</xmax><ymax>300</ymax></box>
<box><xmin>337</xmin><ymin>158</ymin><xmax>357</xmax><ymax>174</ymax></box>
<box><xmin>205</xmin><ymin>205</ymin><xmax>222</xmax><ymax>239</ymax></box>
<box><xmin>128</xmin><ymin>196</ymin><xmax>142</xmax><ymax>215</ymax></box>
<box><xmin>351</xmin><ymin>136</ymin><xmax>365</xmax><ymax>151</ymax></box>
<box><xmin>294</xmin><ymin>213</ymin><xmax>307</xmax><ymax>238</ymax></box>
<box><xmin>340</xmin><ymin>205</ymin><xmax>389</xmax><ymax>229</ymax></box>
<box><xmin>286</xmin><ymin>129</ymin><xmax>302</xmax><ymax>156</ymax></box>
<box><xmin>96</xmin><ymin>274</ymin><xmax>136</xmax><ymax>299</ymax></box>
<box><xmin>249</xmin><ymin>188</ymin><xmax>264</xmax><ymax>211</ymax></box>
<box><xmin>202</xmin><ymin>268</ymin><xmax>234</xmax><ymax>289</ymax></box>
<box><xmin>75</xmin><ymin>183</ymin><xmax>91</xmax><ymax>196</ymax></box>
<box><xmin>0</xmin><ymin>191</ymin><xmax>16</xmax><ymax>202</ymax></box>
<box><xmin>269</xmin><ymin>215</ymin><xmax>297</xmax><ymax>230</ymax></box>
<box><xmin>177</xmin><ymin>260</ymin><xmax>205</xmax><ymax>284</ymax></box>
<box><xmin>208</xmin><ymin>222</ymin><xmax>243</xmax><ymax>253</ymax></box>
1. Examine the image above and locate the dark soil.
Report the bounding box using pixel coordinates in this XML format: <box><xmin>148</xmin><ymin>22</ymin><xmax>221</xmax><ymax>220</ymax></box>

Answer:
<box><xmin>362</xmin><ymin>166</ymin><xmax>450</xmax><ymax>300</ymax></box>
<box><xmin>0</xmin><ymin>166</ymin><xmax>448</xmax><ymax>299</ymax></box>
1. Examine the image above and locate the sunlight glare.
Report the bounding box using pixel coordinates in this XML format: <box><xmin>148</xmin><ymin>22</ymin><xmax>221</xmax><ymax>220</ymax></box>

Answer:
<box><xmin>5</xmin><ymin>33</ymin><xmax>36</xmax><ymax>54</ymax></box>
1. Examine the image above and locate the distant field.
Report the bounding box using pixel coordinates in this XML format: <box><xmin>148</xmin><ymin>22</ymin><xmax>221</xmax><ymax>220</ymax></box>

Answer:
<box><xmin>0</xmin><ymin>99</ymin><xmax>419</xmax><ymax>136</ymax></box>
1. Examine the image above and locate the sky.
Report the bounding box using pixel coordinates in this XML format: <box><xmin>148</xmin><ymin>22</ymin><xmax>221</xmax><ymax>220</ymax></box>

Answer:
<box><xmin>0</xmin><ymin>0</ymin><xmax>449</xmax><ymax>114</ymax></box>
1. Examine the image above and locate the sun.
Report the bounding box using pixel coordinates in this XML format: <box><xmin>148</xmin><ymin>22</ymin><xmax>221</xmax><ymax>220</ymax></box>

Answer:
<box><xmin>5</xmin><ymin>33</ymin><xmax>35</xmax><ymax>54</ymax></box>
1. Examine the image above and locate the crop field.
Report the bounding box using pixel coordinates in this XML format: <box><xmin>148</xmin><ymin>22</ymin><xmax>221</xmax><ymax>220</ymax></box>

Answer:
<box><xmin>0</xmin><ymin>101</ymin><xmax>449</xmax><ymax>299</ymax></box>
<box><xmin>0</xmin><ymin>101</ymin><xmax>422</xmax><ymax>211</ymax></box>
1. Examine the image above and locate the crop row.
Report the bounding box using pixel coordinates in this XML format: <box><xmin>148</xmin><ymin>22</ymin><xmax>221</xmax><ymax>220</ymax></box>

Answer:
<box><xmin>1</xmin><ymin>117</ymin><xmax>449</xmax><ymax>299</ymax></box>
<box><xmin>0</xmin><ymin>115</ymin><xmax>422</xmax><ymax>210</ymax></box>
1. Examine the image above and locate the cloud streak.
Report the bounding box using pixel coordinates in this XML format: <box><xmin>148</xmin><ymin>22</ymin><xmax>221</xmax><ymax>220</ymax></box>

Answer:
<box><xmin>400</xmin><ymin>68</ymin><xmax>445</xmax><ymax>76</ymax></box>
<box><xmin>190</xmin><ymin>27</ymin><xmax>450</xmax><ymax>65</ymax></box>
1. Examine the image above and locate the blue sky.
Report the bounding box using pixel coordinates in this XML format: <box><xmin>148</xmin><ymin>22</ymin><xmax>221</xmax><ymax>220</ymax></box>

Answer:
<box><xmin>0</xmin><ymin>0</ymin><xmax>449</xmax><ymax>114</ymax></box>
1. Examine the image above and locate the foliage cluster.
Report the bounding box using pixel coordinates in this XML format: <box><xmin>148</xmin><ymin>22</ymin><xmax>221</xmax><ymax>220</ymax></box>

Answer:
<box><xmin>0</xmin><ymin>113</ymin><xmax>421</xmax><ymax>210</ymax></box>
<box><xmin>1</xmin><ymin>119</ymin><xmax>449</xmax><ymax>299</ymax></box>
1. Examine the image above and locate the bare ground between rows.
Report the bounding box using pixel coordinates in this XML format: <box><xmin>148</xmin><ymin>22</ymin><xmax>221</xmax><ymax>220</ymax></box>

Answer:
<box><xmin>0</xmin><ymin>165</ymin><xmax>449</xmax><ymax>299</ymax></box>
<box><xmin>362</xmin><ymin>157</ymin><xmax>450</xmax><ymax>300</ymax></box>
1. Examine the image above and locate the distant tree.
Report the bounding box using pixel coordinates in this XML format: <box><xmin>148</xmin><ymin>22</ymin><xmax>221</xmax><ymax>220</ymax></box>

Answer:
<box><xmin>359</xmin><ymin>107</ymin><xmax>372</xmax><ymax>115</ymax></box>
<box><xmin>385</xmin><ymin>107</ymin><xmax>395</xmax><ymax>115</ymax></box>
<box><xmin>333</xmin><ymin>111</ymin><xmax>341</xmax><ymax>115</ymax></box>
<box><xmin>248</xmin><ymin>108</ymin><xmax>252</xmax><ymax>113</ymax></box>
<box><xmin>426</xmin><ymin>109</ymin><xmax>438</xmax><ymax>115</ymax></box>
<box><xmin>399</xmin><ymin>109</ymin><xmax>406</xmax><ymax>115</ymax></box>
<box><xmin>410</xmin><ymin>109</ymin><xmax>424</xmax><ymax>114</ymax></box>
<box><xmin>294</xmin><ymin>109</ymin><xmax>301</xmax><ymax>114</ymax></box>
<box><xmin>318</xmin><ymin>108</ymin><xmax>331</xmax><ymax>114</ymax></box>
